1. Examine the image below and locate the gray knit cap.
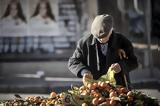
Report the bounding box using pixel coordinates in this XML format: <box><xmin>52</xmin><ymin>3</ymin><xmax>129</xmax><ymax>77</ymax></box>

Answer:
<box><xmin>91</xmin><ymin>14</ymin><xmax>113</xmax><ymax>38</ymax></box>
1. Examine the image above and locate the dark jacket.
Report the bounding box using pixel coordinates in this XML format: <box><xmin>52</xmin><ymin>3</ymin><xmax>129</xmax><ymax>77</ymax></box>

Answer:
<box><xmin>68</xmin><ymin>31</ymin><xmax>138</xmax><ymax>86</ymax></box>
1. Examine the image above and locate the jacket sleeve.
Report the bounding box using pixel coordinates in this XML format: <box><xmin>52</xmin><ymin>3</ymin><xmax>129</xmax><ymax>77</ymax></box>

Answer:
<box><xmin>68</xmin><ymin>39</ymin><xmax>89</xmax><ymax>78</ymax></box>
<box><xmin>119</xmin><ymin>35</ymin><xmax>138</xmax><ymax>72</ymax></box>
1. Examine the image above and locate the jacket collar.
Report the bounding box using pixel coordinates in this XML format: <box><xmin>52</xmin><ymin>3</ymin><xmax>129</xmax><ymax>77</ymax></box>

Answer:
<box><xmin>90</xmin><ymin>31</ymin><xmax>115</xmax><ymax>46</ymax></box>
<box><xmin>90</xmin><ymin>36</ymin><xmax>97</xmax><ymax>45</ymax></box>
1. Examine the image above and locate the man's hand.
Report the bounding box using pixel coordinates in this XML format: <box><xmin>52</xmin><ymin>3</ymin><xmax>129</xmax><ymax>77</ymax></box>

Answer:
<box><xmin>118</xmin><ymin>49</ymin><xmax>128</xmax><ymax>60</ymax></box>
<box><xmin>82</xmin><ymin>72</ymin><xmax>93</xmax><ymax>86</ymax></box>
<box><xmin>110</xmin><ymin>63</ymin><xmax>121</xmax><ymax>73</ymax></box>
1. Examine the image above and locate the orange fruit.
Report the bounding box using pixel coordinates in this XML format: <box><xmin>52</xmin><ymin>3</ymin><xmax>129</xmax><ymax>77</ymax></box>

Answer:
<box><xmin>40</xmin><ymin>102</ymin><xmax>46</xmax><ymax>106</ymax></box>
<box><xmin>92</xmin><ymin>82</ymin><xmax>98</xmax><ymax>89</ymax></box>
<box><xmin>110</xmin><ymin>99</ymin><xmax>116</xmax><ymax>106</ymax></box>
<box><xmin>109</xmin><ymin>91</ymin><xmax>117</xmax><ymax>98</ymax></box>
<box><xmin>105</xmin><ymin>99</ymin><xmax>111</xmax><ymax>105</ymax></box>
<box><xmin>92</xmin><ymin>97</ymin><xmax>99</xmax><ymax>106</ymax></box>
<box><xmin>120</xmin><ymin>87</ymin><xmax>128</xmax><ymax>94</ymax></box>
<box><xmin>87</xmin><ymin>83</ymin><xmax>96</xmax><ymax>90</ymax></box>
<box><xmin>13</xmin><ymin>102</ymin><xmax>19</xmax><ymax>106</ymax></box>
<box><xmin>116</xmin><ymin>102</ymin><xmax>122</xmax><ymax>106</ymax></box>
<box><xmin>94</xmin><ymin>92</ymin><xmax>102</xmax><ymax>97</ymax></box>
<box><xmin>56</xmin><ymin>104</ymin><xmax>64</xmax><ymax>106</ymax></box>
<box><xmin>81</xmin><ymin>102</ymin><xmax>88</xmax><ymax>106</ymax></box>
<box><xmin>100</xmin><ymin>82</ymin><xmax>107</xmax><ymax>88</ymax></box>
<box><xmin>50</xmin><ymin>92</ymin><xmax>57</xmax><ymax>98</ymax></box>
<box><xmin>99</xmin><ymin>101</ymin><xmax>110</xmax><ymax>106</ymax></box>
<box><xmin>98</xmin><ymin>97</ymin><xmax>105</xmax><ymax>103</ymax></box>
<box><xmin>81</xmin><ymin>91</ymin><xmax>89</xmax><ymax>95</ymax></box>
<box><xmin>109</xmin><ymin>89</ymin><xmax>115</xmax><ymax>93</ymax></box>
<box><xmin>98</xmin><ymin>81</ymin><xmax>103</xmax><ymax>87</ymax></box>
<box><xmin>34</xmin><ymin>96</ymin><xmax>41</xmax><ymax>103</ymax></box>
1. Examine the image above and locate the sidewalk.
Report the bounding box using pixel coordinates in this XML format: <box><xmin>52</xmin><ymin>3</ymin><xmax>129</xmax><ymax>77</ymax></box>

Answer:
<box><xmin>130</xmin><ymin>67</ymin><xmax>160</xmax><ymax>86</ymax></box>
<box><xmin>0</xmin><ymin>61</ymin><xmax>159</xmax><ymax>100</ymax></box>
<box><xmin>0</xmin><ymin>67</ymin><xmax>159</xmax><ymax>91</ymax></box>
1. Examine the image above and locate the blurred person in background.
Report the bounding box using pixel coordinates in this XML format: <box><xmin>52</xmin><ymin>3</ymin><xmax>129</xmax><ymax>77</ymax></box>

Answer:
<box><xmin>30</xmin><ymin>0</ymin><xmax>56</xmax><ymax>26</ymax></box>
<box><xmin>68</xmin><ymin>14</ymin><xmax>138</xmax><ymax>87</ymax></box>
<box><xmin>1</xmin><ymin>0</ymin><xmax>26</xmax><ymax>26</ymax></box>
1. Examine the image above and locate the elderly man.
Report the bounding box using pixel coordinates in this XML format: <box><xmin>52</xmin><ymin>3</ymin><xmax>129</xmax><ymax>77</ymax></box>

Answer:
<box><xmin>68</xmin><ymin>14</ymin><xmax>138</xmax><ymax>87</ymax></box>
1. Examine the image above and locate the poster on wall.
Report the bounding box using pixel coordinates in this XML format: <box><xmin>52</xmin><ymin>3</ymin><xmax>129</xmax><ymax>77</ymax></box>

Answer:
<box><xmin>0</xmin><ymin>0</ymin><xmax>60</xmax><ymax>37</ymax></box>
<box><xmin>0</xmin><ymin>0</ymin><xmax>28</xmax><ymax>36</ymax></box>
<box><xmin>0</xmin><ymin>0</ymin><xmax>98</xmax><ymax>38</ymax></box>
<box><xmin>29</xmin><ymin>0</ymin><xmax>60</xmax><ymax>36</ymax></box>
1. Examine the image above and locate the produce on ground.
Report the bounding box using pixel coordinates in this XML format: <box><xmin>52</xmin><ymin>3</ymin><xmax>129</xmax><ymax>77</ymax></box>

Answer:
<box><xmin>0</xmin><ymin>80</ymin><xmax>159</xmax><ymax>106</ymax></box>
<box><xmin>0</xmin><ymin>69</ymin><xmax>159</xmax><ymax>106</ymax></box>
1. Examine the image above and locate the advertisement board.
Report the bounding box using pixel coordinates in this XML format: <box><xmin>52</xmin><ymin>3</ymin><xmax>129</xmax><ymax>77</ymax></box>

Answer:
<box><xmin>0</xmin><ymin>0</ymin><xmax>60</xmax><ymax>36</ymax></box>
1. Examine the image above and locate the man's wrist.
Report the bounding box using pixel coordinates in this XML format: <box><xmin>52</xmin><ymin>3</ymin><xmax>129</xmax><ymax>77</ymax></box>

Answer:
<box><xmin>81</xmin><ymin>69</ymin><xmax>91</xmax><ymax>77</ymax></box>
<box><xmin>111</xmin><ymin>63</ymin><xmax>121</xmax><ymax>73</ymax></box>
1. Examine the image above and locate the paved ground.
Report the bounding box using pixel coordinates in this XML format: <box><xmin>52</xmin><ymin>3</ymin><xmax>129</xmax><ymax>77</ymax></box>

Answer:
<box><xmin>0</xmin><ymin>61</ymin><xmax>75</xmax><ymax>78</ymax></box>
<box><xmin>0</xmin><ymin>88</ymin><xmax>159</xmax><ymax>100</ymax></box>
<box><xmin>0</xmin><ymin>61</ymin><xmax>159</xmax><ymax>100</ymax></box>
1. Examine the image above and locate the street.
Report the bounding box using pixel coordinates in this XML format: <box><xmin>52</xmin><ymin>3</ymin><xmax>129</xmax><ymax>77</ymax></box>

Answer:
<box><xmin>0</xmin><ymin>61</ymin><xmax>159</xmax><ymax>100</ymax></box>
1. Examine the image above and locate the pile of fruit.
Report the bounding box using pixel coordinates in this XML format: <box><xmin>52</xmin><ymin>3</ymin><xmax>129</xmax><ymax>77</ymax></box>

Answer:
<box><xmin>0</xmin><ymin>80</ymin><xmax>159</xmax><ymax>106</ymax></box>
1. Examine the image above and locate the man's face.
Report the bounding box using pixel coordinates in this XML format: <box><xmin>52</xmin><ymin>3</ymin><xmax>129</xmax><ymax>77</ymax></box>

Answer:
<box><xmin>96</xmin><ymin>28</ymin><xmax>113</xmax><ymax>44</ymax></box>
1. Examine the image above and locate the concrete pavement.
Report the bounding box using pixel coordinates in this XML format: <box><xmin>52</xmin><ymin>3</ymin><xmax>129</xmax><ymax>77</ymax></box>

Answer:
<box><xmin>0</xmin><ymin>61</ymin><xmax>159</xmax><ymax>100</ymax></box>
